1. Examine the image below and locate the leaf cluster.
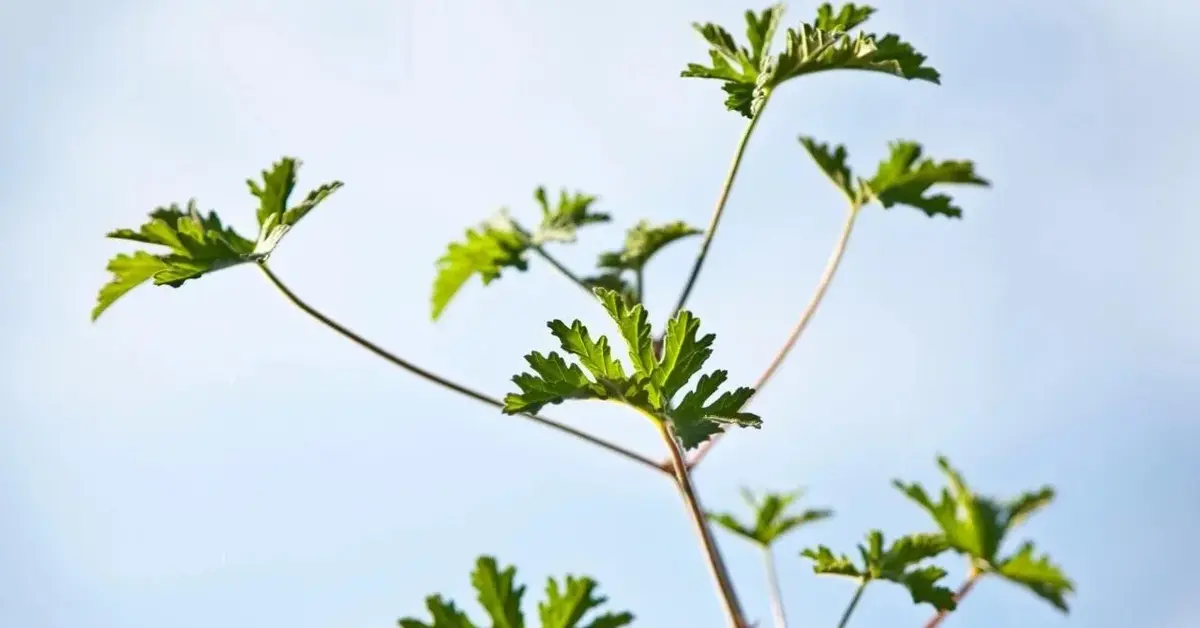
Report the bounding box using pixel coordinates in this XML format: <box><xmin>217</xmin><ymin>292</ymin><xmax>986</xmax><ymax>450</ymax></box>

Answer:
<box><xmin>708</xmin><ymin>488</ymin><xmax>833</xmax><ymax>547</ymax></box>
<box><xmin>398</xmin><ymin>556</ymin><xmax>633</xmax><ymax>628</ymax></box>
<box><xmin>682</xmin><ymin>3</ymin><xmax>940</xmax><ymax>117</ymax></box>
<box><xmin>503</xmin><ymin>288</ymin><xmax>760</xmax><ymax>449</ymax></box>
<box><xmin>92</xmin><ymin>158</ymin><xmax>341</xmax><ymax>321</ymax></box>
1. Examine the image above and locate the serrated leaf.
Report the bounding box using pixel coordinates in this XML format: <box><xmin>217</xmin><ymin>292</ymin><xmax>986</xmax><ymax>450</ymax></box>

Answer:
<box><xmin>503</xmin><ymin>350</ymin><xmax>610</xmax><ymax>414</ymax></box>
<box><xmin>708</xmin><ymin>488</ymin><xmax>833</xmax><ymax>546</ymax></box>
<box><xmin>532</xmin><ymin>187</ymin><xmax>609</xmax><ymax>244</ymax></box>
<box><xmin>681</xmin><ymin>4</ymin><xmax>785</xmax><ymax>116</ymax></box>
<box><xmin>538</xmin><ymin>575</ymin><xmax>634</xmax><ymax>628</ymax></box>
<box><xmin>471</xmin><ymin>556</ymin><xmax>525</xmax><ymax>628</ymax></box>
<box><xmin>597</xmin><ymin>220</ymin><xmax>702</xmax><ymax>273</ymax></box>
<box><xmin>997</xmin><ymin>543</ymin><xmax>1074</xmax><ymax>613</ymax></box>
<box><xmin>398</xmin><ymin>595</ymin><xmax>477</xmax><ymax>628</ymax></box>
<box><xmin>861</xmin><ymin>141</ymin><xmax>990</xmax><ymax>217</ymax></box>
<box><xmin>671</xmin><ymin>370</ymin><xmax>760</xmax><ymax>450</ymax></box>
<box><xmin>802</xmin><ymin>530</ymin><xmax>956</xmax><ymax>612</ymax></box>
<box><xmin>432</xmin><ymin>217</ymin><xmax>530</xmax><ymax>320</ymax></box>
<box><xmin>245</xmin><ymin>157</ymin><xmax>343</xmax><ymax>258</ymax></box>
<box><xmin>686</xmin><ymin>4</ymin><xmax>939</xmax><ymax>117</ymax></box>
<box><xmin>504</xmin><ymin>288</ymin><xmax>760</xmax><ymax>447</ymax></box>
<box><xmin>770</xmin><ymin>24</ymin><xmax>940</xmax><ymax>88</ymax></box>
<box><xmin>93</xmin><ymin>201</ymin><xmax>256</xmax><ymax>321</ymax></box>
<box><xmin>893</xmin><ymin>456</ymin><xmax>1073</xmax><ymax>610</ymax></box>
<box><xmin>798</xmin><ymin>136</ymin><xmax>856</xmax><ymax>202</ymax></box>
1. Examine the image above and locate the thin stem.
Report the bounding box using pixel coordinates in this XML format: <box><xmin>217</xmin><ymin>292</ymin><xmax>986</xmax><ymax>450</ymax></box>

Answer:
<box><xmin>635</xmin><ymin>268</ymin><xmax>645</xmax><ymax>303</ymax></box>
<box><xmin>836</xmin><ymin>581</ymin><xmax>868</xmax><ymax>628</ymax></box>
<box><xmin>923</xmin><ymin>569</ymin><xmax>981</xmax><ymax>628</ymax></box>
<box><xmin>669</xmin><ymin>109</ymin><xmax>766</xmax><ymax>318</ymax></box>
<box><xmin>762</xmin><ymin>547</ymin><xmax>788</xmax><ymax>628</ymax></box>
<box><xmin>658</xmin><ymin>420</ymin><xmax>748</xmax><ymax>628</ymax></box>
<box><xmin>686</xmin><ymin>203</ymin><xmax>862</xmax><ymax>469</ymax></box>
<box><xmin>513</xmin><ymin>222</ymin><xmax>596</xmax><ymax>298</ymax></box>
<box><xmin>256</xmin><ymin>262</ymin><xmax>666</xmax><ymax>474</ymax></box>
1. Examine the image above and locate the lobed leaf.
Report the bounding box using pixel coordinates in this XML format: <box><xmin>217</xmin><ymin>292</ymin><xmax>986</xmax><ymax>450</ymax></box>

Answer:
<box><xmin>398</xmin><ymin>596</ymin><xmax>477</xmax><ymax>628</ymax></box>
<box><xmin>597</xmin><ymin>220</ymin><xmax>701</xmax><ymax>274</ymax></box>
<box><xmin>93</xmin><ymin>201</ymin><xmax>256</xmax><ymax>321</ymax></box>
<box><xmin>802</xmin><ymin>530</ymin><xmax>956</xmax><ymax>612</ymax></box>
<box><xmin>245</xmin><ymin>157</ymin><xmax>343</xmax><ymax>258</ymax></box>
<box><xmin>532</xmin><ymin>187</ymin><xmax>609</xmax><ymax>244</ymax></box>
<box><xmin>863</xmin><ymin>141</ymin><xmax>990</xmax><ymax>217</ymax></box>
<box><xmin>684</xmin><ymin>4</ymin><xmax>939</xmax><ymax>117</ymax></box>
<box><xmin>538</xmin><ymin>575</ymin><xmax>635</xmax><ymax>628</ymax></box>
<box><xmin>708</xmin><ymin>488</ymin><xmax>833</xmax><ymax>546</ymax></box>
<box><xmin>997</xmin><ymin>542</ymin><xmax>1075</xmax><ymax>613</ymax></box>
<box><xmin>432</xmin><ymin>214</ymin><xmax>530</xmax><ymax>320</ymax></box>
<box><xmin>503</xmin><ymin>288</ymin><xmax>760</xmax><ymax>449</ymax></box>
<box><xmin>471</xmin><ymin>557</ymin><xmax>526</xmax><ymax>628</ymax></box>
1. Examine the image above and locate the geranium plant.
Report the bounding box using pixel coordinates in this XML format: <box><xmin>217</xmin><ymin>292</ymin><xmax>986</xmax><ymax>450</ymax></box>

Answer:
<box><xmin>91</xmin><ymin>4</ymin><xmax>1073</xmax><ymax>627</ymax></box>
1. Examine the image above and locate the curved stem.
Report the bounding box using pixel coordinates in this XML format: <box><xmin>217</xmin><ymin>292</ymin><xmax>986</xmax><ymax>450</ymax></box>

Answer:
<box><xmin>686</xmin><ymin>203</ymin><xmax>862</xmax><ymax>469</ymax></box>
<box><xmin>512</xmin><ymin>222</ymin><xmax>596</xmax><ymax>298</ymax></box>
<box><xmin>658</xmin><ymin>421</ymin><xmax>748</xmax><ymax>627</ymax></box>
<box><xmin>669</xmin><ymin>109</ymin><xmax>766</xmax><ymax>318</ymax></box>
<box><xmin>256</xmin><ymin>262</ymin><xmax>665</xmax><ymax>474</ymax></box>
<box><xmin>762</xmin><ymin>547</ymin><xmax>788</xmax><ymax>628</ymax></box>
<box><xmin>836</xmin><ymin>581</ymin><xmax>868</xmax><ymax>628</ymax></box>
<box><xmin>923</xmin><ymin>570</ymin><xmax>981</xmax><ymax>628</ymax></box>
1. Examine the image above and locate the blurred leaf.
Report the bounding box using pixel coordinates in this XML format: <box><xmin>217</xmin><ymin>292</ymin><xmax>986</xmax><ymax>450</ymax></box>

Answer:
<box><xmin>597</xmin><ymin>220</ymin><xmax>701</xmax><ymax>273</ymax></box>
<box><xmin>894</xmin><ymin>456</ymin><xmax>1073</xmax><ymax>612</ymax></box>
<box><xmin>581</xmin><ymin>273</ymin><xmax>638</xmax><ymax>306</ymax></box>
<box><xmin>246</xmin><ymin>157</ymin><xmax>343</xmax><ymax>258</ymax></box>
<box><xmin>801</xmin><ymin>530</ymin><xmax>956</xmax><ymax>612</ymax></box>
<box><xmin>862</xmin><ymin>141</ymin><xmax>990</xmax><ymax>217</ymax></box>
<box><xmin>539</xmin><ymin>575</ymin><xmax>635</xmax><ymax>628</ymax></box>
<box><xmin>798</xmin><ymin>136</ymin><xmax>856</xmax><ymax>202</ymax></box>
<box><xmin>432</xmin><ymin>213</ymin><xmax>530</xmax><ymax>320</ymax></box>
<box><xmin>532</xmin><ymin>187</ymin><xmax>609</xmax><ymax>244</ymax></box>
<box><xmin>708</xmin><ymin>488</ymin><xmax>833</xmax><ymax>546</ymax></box>
<box><xmin>400</xmin><ymin>557</ymin><xmax>633</xmax><ymax>628</ymax></box>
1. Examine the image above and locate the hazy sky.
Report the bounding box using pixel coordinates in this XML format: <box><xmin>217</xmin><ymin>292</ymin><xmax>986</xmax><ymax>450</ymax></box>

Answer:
<box><xmin>2</xmin><ymin>1</ymin><xmax>1197</xmax><ymax>627</ymax></box>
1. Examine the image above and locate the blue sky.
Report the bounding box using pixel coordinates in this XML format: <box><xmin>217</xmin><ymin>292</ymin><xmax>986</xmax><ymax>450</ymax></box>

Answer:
<box><xmin>2</xmin><ymin>0</ymin><xmax>1198</xmax><ymax>627</ymax></box>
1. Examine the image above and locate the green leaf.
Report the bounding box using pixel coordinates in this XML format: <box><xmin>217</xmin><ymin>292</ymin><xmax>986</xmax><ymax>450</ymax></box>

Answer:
<box><xmin>503</xmin><ymin>288</ymin><xmax>760</xmax><ymax>448</ymax></box>
<box><xmin>398</xmin><ymin>596</ymin><xmax>477</xmax><ymax>628</ymax></box>
<box><xmin>894</xmin><ymin>457</ymin><xmax>1073</xmax><ymax>611</ymax></box>
<box><xmin>597</xmin><ymin>220</ymin><xmax>702</xmax><ymax>273</ymax></box>
<box><xmin>708</xmin><ymin>488</ymin><xmax>833</xmax><ymax>546</ymax></box>
<box><xmin>801</xmin><ymin>530</ymin><xmax>956</xmax><ymax>612</ymax></box>
<box><xmin>798</xmin><ymin>136</ymin><xmax>856</xmax><ymax>202</ymax></box>
<box><xmin>93</xmin><ymin>201</ymin><xmax>256</xmax><ymax>321</ymax></box>
<box><xmin>684</xmin><ymin>4</ymin><xmax>939</xmax><ymax>117</ymax></box>
<box><xmin>862</xmin><ymin>141</ymin><xmax>990</xmax><ymax>217</ymax></box>
<box><xmin>245</xmin><ymin>157</ymin><xmax>343</xmax><ymax>258</ymax></box>
<box><xmin>432</xmin><ymin>214</ymin><xmax>531</xmax><ymax>320</ymax></box>
<box><xmin>471</xmin><ymin>556</ymin><xmax>526</xmax><ymax>628</ymax></box>
<box><xmin>997</xmin><ymin>542</ymin><xmax>1075</xmax><ymax>613</ymax></box>
<box><xmin>538</xmin><ymin>575</ymin><xmax>635</xmax><ymax>628</ymax></box>
<box><xmin>681</xmin><ymin>4</ymin><xmax>785</xmax><ymax>116</ymax></box>
<box><xmin>532</xmin><ymin>187</ymin><xmax>609</xmax><ymax>244</ymax></box>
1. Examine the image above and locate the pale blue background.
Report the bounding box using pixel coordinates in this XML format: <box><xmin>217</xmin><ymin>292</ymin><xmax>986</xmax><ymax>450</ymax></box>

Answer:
<box><xmin>2</xmin><ymin>1</ymin><xmax>1197</xmax><ymax>627</ymax></box>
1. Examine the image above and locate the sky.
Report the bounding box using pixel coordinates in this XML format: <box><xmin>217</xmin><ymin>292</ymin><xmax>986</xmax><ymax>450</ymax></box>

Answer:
<box><xmin>1</xmin><ymin>0</ymin><xmax>1198</xmax><ymax>627</ymax></box>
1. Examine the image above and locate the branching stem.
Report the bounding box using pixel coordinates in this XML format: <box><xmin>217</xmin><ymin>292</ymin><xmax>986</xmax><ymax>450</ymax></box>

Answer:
<box><xmin>658</xmin><ymin>420</ymin><xmax>748</xmax><ymax>628</ymax></box>
<box><xmin>669</xmin><ymin>108</ymin><xmax>766</xmax><ymax>319</ymax></box>
<box><xmin>687</xmin><ymin>203</ymin><xmax>862</xmax><ymax>469</ymax></box>
<box><xmin>256</xmin><ymin>262</ymin><xmax>665</xmax><ymax>473</ymax></box>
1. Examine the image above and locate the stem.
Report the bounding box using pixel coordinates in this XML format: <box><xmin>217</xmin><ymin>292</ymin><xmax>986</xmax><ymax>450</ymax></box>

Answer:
<box><xmin>923</xmin><ymin>570</ymin><xmax>981</xmax><ymax>628</ymax></box>
<box><xmin>657</xmin><ymin>420</ymin><xmax>748</xmax><ymax>628</ymax></box>
<box><xmin>513</xmin><ymin>222</ymin><xmax>596</xmax><ymax>298</ymax></box>
<box><xmin>669</xmin><ymin>109</ymin><xmax>766</xmax><ymax>318</ymax></box>
<box><xmin>836</xmin><ymin>581</ymin><xmax>868</xmax><ymax>628</ymax></box>
<box><xmin>635</xmin><ymin>267</ymin><xmax>645</xmax><ymax>303</ymax></box>
<box><xmin>256</xmin><ymin>262</ymin><xmax>666</xmax><ymax>474</ymax></box>
<box><xmin>686</xmin><ymin>203</ymin><xmax>862</xmax><ymax>469</ymax></box>
<box><xmin>762</xmin><ymin>547</ymin><xmax>788</xmax><ymax>628</ymax></box>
